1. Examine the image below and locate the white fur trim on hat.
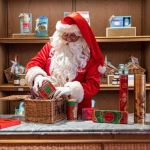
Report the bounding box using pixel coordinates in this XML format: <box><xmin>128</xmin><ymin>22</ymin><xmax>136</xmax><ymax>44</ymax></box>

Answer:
<box><xmin>25</xmin><ymin>66</ymin><xmax>47</xmax><ymax>88</ymax></box>
<box><xmin>56</xmin><ymin>21</ymin><xmax>82</xmax><ymax>36</ymax></box>
<box><xmin>98</xmin><ymin>65</ymin><xmax>106</xmax><ymax>74</ymax></box>
<box><xmin>64</xmin><ymin>81</ymin><xmax>84</xmax><ymax>103</ymax></box>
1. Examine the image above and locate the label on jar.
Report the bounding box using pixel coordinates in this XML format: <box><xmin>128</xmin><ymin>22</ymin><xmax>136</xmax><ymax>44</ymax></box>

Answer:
<box><xmin>14</xmin><ymin>80</ymin><xmax>20</xmax><ymax>85</ymax></box>
<box><xmin>20</xmin><ymin>79</ymin><xmax>26</xmax><ymax>86</ymax></box>
<box><xmin>67</xmin><ymin>99</ymin><xmax>78</xmax><ymax>120</ymax></box>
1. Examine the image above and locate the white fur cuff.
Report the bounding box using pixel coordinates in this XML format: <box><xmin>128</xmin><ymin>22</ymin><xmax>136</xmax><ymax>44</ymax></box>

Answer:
<box><xmin>56</xmin><ymin>21</ymin><xmax>82</xmax><ymax>36</ymax></box>
<box><xmin>25</xmin><ymin>66</ymin><xmax>47</xmax><ymax>88</ymax></box>
<box><xmin>64</xmin><ymin>81</ymin><xmax>84</xmax><ymax>103</ymax></box>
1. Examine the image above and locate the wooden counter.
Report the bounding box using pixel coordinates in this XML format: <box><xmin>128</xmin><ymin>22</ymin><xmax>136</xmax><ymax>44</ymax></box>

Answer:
<box><xmin>0</xmin><ymin>114</ymin><xmax>150</xmax><ymax>150</ymax></box>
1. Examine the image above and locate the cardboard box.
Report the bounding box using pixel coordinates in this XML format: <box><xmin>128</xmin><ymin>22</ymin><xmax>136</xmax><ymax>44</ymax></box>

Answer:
<box><xmin>106</xmin><ymin>27</ymin><xmax>136</xmax><ymax>36</ymax></box>
<box><xmin>110</xmin><ymin>16</ymin><xmax>131</xmax><ymax>28</ymax></box>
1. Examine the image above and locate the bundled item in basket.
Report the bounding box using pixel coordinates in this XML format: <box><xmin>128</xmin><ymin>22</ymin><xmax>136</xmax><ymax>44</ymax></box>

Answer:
<box><xmin>92</xmin><ymin>110</ymin><xmax>128</xmax><ymax>124</ymax></box>
<box><xmin>30</xmin><ymin>88</ymin><xmax>42</xmax><ymax>99</ymax></box>
<box><xmin>37</xmin><ymin>80</ymin><xmax>56</xmax><ymax>99</ymax></box>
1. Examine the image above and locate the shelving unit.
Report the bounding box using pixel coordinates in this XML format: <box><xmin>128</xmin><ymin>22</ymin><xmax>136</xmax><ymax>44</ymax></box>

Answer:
<box><xmin>1</xmin><ymin>83</ymin><xmax>150</xmax><ymax>92</ymax></box>
<box><xmin>0</xmin><ymin>36</ymin><xmax>150</xmax><ymax>43</ymax></box>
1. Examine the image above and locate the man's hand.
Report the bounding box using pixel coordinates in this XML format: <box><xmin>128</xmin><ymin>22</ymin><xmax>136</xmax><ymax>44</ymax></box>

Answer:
<box><xmin>33</xmin><ymin>75</ymin><xmax>51</xmax><ymax>95</ymax></box>
<box><xmin>53</xmin><ymin>87</ymin><xmax>71</xmax><ymax>98</ymax></box>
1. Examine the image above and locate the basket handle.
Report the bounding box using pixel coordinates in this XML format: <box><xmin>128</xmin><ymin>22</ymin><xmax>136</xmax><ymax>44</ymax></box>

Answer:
<box><xmin>14</xmin><ymin>55</ymin><xmax>18</xmax><ymax>63</ymax></box>
<box><xmin>130</xmin><ymin>55</ymin><xmax>135</xmax><ymax>63</ymax></box>
<box><xmin>104</xmin><ymin>55</ymin><xmax>107</xmax><ymax>64</ymax></box>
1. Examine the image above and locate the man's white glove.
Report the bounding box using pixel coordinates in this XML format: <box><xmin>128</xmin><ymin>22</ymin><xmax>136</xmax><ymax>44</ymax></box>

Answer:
<box><xmin>33</xmin><ymin>75</ymin><xmax>51</xmax><ymax>95</ymax></box>
<box><xmin>53</xmin><ymin>87</ymin><xmax>71</xmax><ymax>98</ymax></box>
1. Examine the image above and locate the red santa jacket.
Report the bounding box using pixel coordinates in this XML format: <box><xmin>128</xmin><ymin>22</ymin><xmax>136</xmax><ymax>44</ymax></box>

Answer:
<box><xmin>26</xmin><ymin>42</ymin><xmax>101</xmax><ymax>114</ymax></box>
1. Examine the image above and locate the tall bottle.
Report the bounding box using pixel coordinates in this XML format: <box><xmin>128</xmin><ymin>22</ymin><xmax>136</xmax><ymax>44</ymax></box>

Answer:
<box><xmin>14</xmin><ymin>55</ymin><xmax>20</xmax><ymax>86</ymax></box>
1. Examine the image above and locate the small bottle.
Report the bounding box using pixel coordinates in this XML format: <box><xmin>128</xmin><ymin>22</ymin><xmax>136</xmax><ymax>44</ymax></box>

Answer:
<box><xmin>14</xmin><ymin>55</ymin><xmax>20</xmax><ymax>86</ymax></box>
<box><xmin>14</xmin><ymin>73</ymin><xmax>20</xmax><ymax>86</ymax></box>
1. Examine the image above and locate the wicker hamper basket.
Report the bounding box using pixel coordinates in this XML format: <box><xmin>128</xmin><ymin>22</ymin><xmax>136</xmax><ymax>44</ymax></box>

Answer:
<box><xmin>4</xmin><ymin>67</ymin><xmax>14</xmax><ymax>83</ymax></box>
<box><xmin>24</xmin><ymin>96</ymin><xmax>67</xmax><ymax>124</ymax></box>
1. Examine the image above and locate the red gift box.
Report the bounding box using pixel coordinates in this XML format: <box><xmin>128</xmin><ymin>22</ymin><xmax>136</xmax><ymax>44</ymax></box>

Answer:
<box><xmin>38</xmin><ymin>81</ymin><xmax>56</xmax><ymax>99</ymax></box>
<box><xmin>0</xmin><ymin>118</ymin><xmax>21</xmax><ymax>129</ymax></box>
<box><xmin>82</xmin><ymin>108</ymin><xmax>98</xmax><ymax>120</ymax></box>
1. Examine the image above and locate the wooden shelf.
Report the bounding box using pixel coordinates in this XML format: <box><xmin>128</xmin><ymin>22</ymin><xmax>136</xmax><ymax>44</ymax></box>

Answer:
<box><xmin>0</xmin><ymin>38</ymin><xmax>49</xmax><ymax>43</ymax></box>
<box><xmin>100</xmin><ymin>83</ymin><xmax>150</xmax><ymax>91</ymax></box>
<box><xmin>96</xmin><ymin>36</ymin><xmax>150</xmax><ymax>42</ymax></box>
<box><xmin>1</xmin><ymin>83</ymin><xmax>150</xmax><ymax>91</ymax></box>
<box><xmin>0</xmin><ymin>36</ymin><xmax>150</xmax><ymax>43</ymax></box>
<box><xmin>0</xmin><ymin>84</ymin><xmax>29</xmax><ymax>91</ymax></box>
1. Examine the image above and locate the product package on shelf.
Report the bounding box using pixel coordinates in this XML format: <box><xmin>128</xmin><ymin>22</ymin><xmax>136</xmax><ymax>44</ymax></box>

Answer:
<box><xmin>35</xmin><ymin>16</ymin><xmax>48</xmax><ymax>37</ymax></box>
<box><xmin>119</xmin><ymin>74</ymin><xmax>128</xmax><ymax>111</ymax></box>
<box><xmin>19</xmin><ymin>13</ymin><xmax>32</xmax><ymax>34</ymax></box>
<box><xmin>92</xmin><ymin>110</ymin><xmax>128</xmax><ymax>124</ymax></box>
<box><xmin>109</xmin><ymin>15</ymin><xmax>131</xmax><ymax>28</ymax></box>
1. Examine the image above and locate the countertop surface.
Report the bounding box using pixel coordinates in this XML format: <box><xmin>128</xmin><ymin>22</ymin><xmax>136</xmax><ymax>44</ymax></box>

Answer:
<box><xmin>0</xmin><ymin>114</ymin><xmax>150</xmax><ymax>135</ymax></box>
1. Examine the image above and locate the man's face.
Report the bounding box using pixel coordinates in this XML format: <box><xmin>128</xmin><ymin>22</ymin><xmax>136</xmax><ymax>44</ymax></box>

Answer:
<box><xmin>61</xmin><ymin>32</ymin><xmax>80</xmax><ymax>43</ymax></box>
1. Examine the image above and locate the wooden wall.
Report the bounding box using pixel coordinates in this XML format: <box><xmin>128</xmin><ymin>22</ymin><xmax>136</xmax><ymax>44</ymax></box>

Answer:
<box><xmin>7</xmin><ymin>0</ymin><xmax>73</xmax><ymax>37</ymax></box>
<box><xmin>76</xmin><ymin>0</ymin><xmax>142</xmax><ymax>36</ymax></box>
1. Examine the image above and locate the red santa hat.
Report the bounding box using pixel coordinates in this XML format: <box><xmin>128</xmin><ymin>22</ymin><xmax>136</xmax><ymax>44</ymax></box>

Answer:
<box><xmin>56</xmin><ymin>12</ymin><xmax>106</xmax><ymax>74</ymax></box>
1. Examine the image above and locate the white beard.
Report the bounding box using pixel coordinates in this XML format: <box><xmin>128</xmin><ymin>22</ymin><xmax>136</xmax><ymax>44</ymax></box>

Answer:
<box><xmin>49</xmin><ymin>31</ymin><xmax>90</xmax><ymax>87</ymax></box>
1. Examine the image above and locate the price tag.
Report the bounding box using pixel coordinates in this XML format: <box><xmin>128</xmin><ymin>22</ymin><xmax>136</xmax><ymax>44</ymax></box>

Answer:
<box><xmin>18</xmin><ymin>88</ymin><xmax>24</xmax><ymax>91</ymax></box>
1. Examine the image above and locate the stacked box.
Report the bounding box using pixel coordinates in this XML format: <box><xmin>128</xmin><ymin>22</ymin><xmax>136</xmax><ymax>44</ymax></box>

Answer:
<box><xmin>92</xmin><ymin>110</ymin><xmax>128</xmax><ymax>124</ymax></box>
<box><xmin>119</xmin><ymin>75</ymin><xmax>128</xmax><ymax>111</ymax></box>
<box><xmin>82</xmin><ymin>108</ymin><xmax>98</xmax><ymax>120</ymax></box>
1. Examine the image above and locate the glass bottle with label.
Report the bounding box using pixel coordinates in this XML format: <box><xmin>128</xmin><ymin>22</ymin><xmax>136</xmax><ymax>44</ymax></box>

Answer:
<box><xmin>14</xmin><ymin>73</ymin><xmax>20</xmax><ymax>86</ymax></box>
<box><xmin>13</xmin><ymin>55</ymin><xmax>20</xmax><ymax>86</ymax></box>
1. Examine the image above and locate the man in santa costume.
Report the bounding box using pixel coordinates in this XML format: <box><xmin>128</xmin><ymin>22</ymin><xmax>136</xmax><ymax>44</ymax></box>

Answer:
<box><xmin>25</xmin><ymin>12</ymin><xmax>106</xmax><ymax>114</ymax></box>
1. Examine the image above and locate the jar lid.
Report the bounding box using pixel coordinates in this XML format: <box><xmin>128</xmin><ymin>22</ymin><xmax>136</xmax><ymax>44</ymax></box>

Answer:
<box><xmin>39</xmin><ymin>16</ymin><xmax>48</xmax><ymax>19</ymax></box>
<box><xmin>112</xmin><ymin>78</ymin><xmax>117</xmax><ymax>81</ymax></box>
<box><xmin>114</xmin><ymin>73</ymin><xmax>119</xmax><ymax>75</ymax></box>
